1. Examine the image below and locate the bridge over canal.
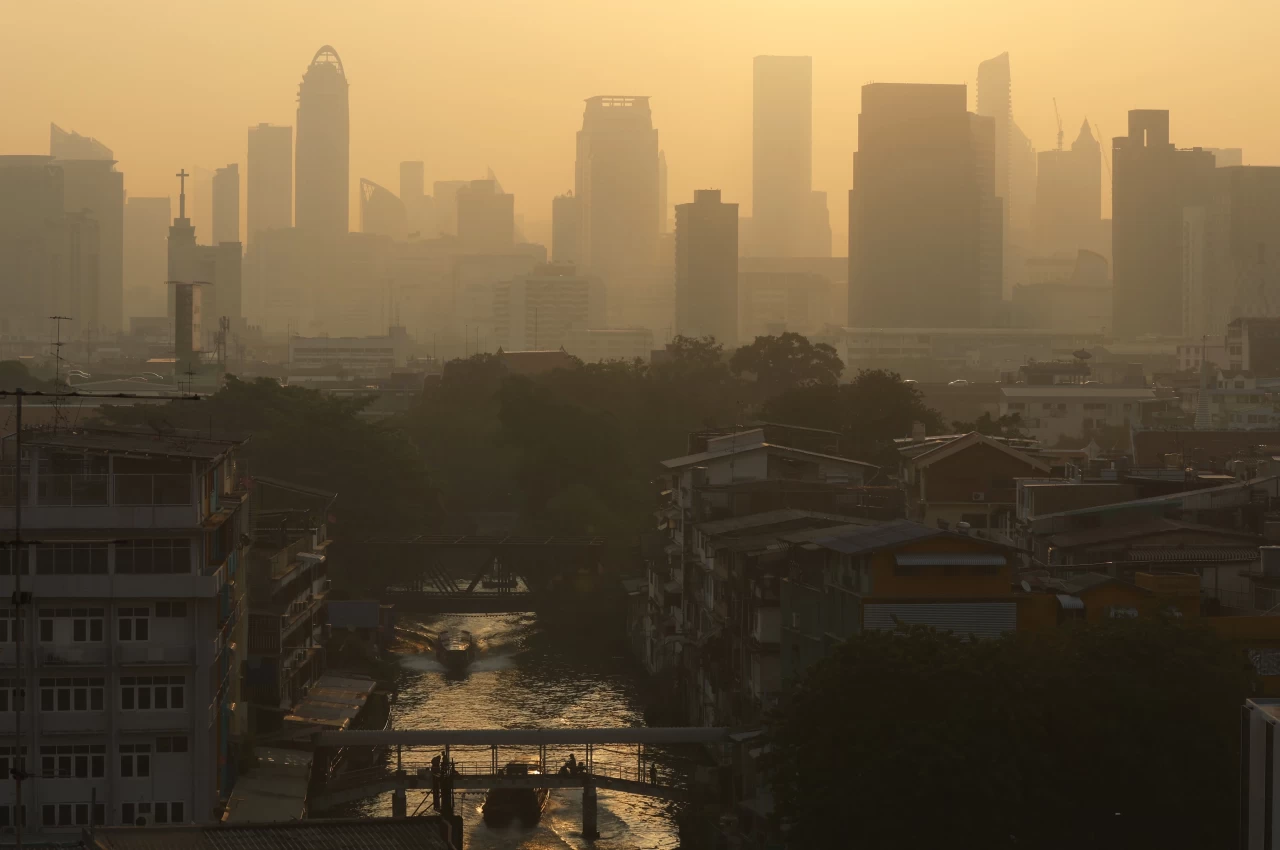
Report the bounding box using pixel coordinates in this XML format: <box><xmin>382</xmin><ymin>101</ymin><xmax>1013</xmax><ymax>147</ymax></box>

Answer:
<box><xmin>312</xmin><ymin>727</ymin><xmax>735</xmax><ymax>839</ymax></box>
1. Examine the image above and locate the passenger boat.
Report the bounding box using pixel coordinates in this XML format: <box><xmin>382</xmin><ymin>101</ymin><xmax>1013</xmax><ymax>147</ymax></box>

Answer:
<box><xmin>482</xmin><ymin>762</ymin><xmax>551</xmax><ymax>827</ymax></box>
<box><xmin>435</xmin><ymin>630</ymin><xmax>477</xmax><ymax>671</ymax></box>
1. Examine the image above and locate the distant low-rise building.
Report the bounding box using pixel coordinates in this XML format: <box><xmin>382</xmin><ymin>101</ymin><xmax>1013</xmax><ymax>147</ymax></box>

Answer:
<box><xmin>288</xmin><ymin>327</ymin><xmax>411</xmax><ymax>376</ymax></box>
<box><xmin>562</xmin><ymin>327</ymin><xmax>653</xmax><ymax>363</ymax></box>
<box><xmin>999</xmin><ymin>385</ymin><xmax>1157</xmax><ymax>445</ymax></box>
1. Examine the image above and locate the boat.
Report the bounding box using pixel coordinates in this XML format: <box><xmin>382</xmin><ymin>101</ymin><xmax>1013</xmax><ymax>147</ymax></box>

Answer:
<box><xmin>435</xmin><ymin>630</ymin><xmax>477</xmax><ymax>671</ymax></box>
<box><xmin>482</xmin><ymin>762</ymin><xmax>551</xmax><ymax>827</ymax></box>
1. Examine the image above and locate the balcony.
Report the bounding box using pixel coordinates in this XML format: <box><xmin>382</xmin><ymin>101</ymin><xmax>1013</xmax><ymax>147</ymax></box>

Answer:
<box><xmin>9</xmin><ymin>474</ymin><xmax>199</xmax><ymax>530</ymax></box>
<box><xmin>41</xmin><ymin>711</ymin><xmax>107</xmax><ymax>735</ymax></box>
<box><xmin>118</xmin><ymin>644</ymin><xmax>194</xmax><ymax>666</ymax></box>
<box><xmin>38</xmin><ymin>645</ymin><xmax>109</xmax><ymax>667</ymax></box>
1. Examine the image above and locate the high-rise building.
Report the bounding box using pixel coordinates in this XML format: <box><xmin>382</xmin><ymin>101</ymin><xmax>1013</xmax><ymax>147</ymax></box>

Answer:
<box><xmin>1035</xmin><ymin>120</ymin><xmax>1102</xmax><ymax>258</ymax></box>
<box><xmin>575</xmin><ymin>96</ymin><xmax>660</xmax><ymax>277</ymax></box>
<box><xmin>976</xmin><ymin>54</ymin><xmax>1011</xmax><ymax>222</ymax></box>
<box><xmin>212</xmin><ymin>164</ymin><xmax>240</xmax><ymax>245</ymax></box>
<box><xmin>52</xmin><ymin>126</ymin><xmax>124</xmax><ymax>335</ymax></box>
<box><xmin>124</xmin><ymin>196</ymin><xmax>172</xmax><ymax>319</ymax></box>
<box><xmin>295</xmin><ymin>46</ymin><xmax>349</xmax><ymax>235</ymax></box>
<box><xmin>675</xmin><ymin>189</ymin><xmax>738</xmax><ymax>346</ymax></box>
<box><xmin>399</xmin><ymin>161</ymin><xmax>432</xmax><ymax>238</ymax></box>
<box><xmin>552</xmin><ymin>193</ymin><xmax>580</xmax><ymax>265</ymax></box>
<box><xmin>849</xmin><ymin>83</ymin><xmax>1002</xmax><ymax>328</ymax></box>
<box><xmin>658</xmin><ymin>150</ymin><xmax>669</xmax><ymax>235</ymax></box>
<box><xmin>752</xmin><ymin>55</ymin><xmax>813</xmax><ymax>258</ymax></box>
<box><xmin>168</xmin><ymin>171</ymin><xmax>242</xmax><ymax>339</ymax></box>
<box><xmin>359</xmin><ymin>179</ymin><xmax>407</xmax><ymax>241</ymax></box>
<box><xmin>494</xmin><ymin>264</ymin><xmax>591</xmax><ymax>351</ymax></box>
<box><xmin>1112</xmin><ymin>110</ymin><xmax>1214</xmax><ymax>338</ymax></box>
<box><xmin>458</xmin><ymin>179</ymin><xmax>514</xmax><ymax>254</ymax></box>
<box><xmin>976</xmin><ymin>53</ymin><xmax>1036</xmax><ymax>292</ymax></box>
<box><xmin>247</xmin><ymin>123</ymin><xmax>292</xmax><ymax>244</ymax></box>
<box><xmin>1207</xmin><ymin>148</ymin><xmax>1244</xmax><ymax>168</ymax></box>
<box><xmin>432</xmin><ymin>180</ymin><xmax>468</xmax><ymax>236</ymax></box>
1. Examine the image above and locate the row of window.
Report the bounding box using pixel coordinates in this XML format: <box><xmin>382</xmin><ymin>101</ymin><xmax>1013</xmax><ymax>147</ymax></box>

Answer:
<box><xmin>3</xmin><ymin>800</ymin><xmax>186</xmax><ymax>829</ymax></box>
<box><xmin>0</xmin><ymin>603</ymin><xmax>188</xmax><ymax>644</ymax></box>
<box><xmin>0</xmin><ymin>677</ymin><xmax>186</xmax><ymax>713</ymax></box>
<box><xmin>0</xmin><ymin>737</ymin><xmax>187</xmax><ymax>781</ymax></box>
<box><xmin>0</xmin><ymin>540</ymin><xmax>193</xmax><ymax>576</ymax></box>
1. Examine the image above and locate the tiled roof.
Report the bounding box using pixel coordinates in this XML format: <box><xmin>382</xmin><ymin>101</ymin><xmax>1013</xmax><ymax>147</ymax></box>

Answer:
<box><xmin>89</xmin><ymin>818</ymin><xmax>456</xmax><ymax>850</ymax></box>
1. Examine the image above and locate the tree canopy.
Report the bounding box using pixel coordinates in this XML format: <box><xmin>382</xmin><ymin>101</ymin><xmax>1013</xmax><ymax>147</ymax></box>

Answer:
<box><xmin>729</xmin><ymin>332</ymin><xmax>843</xmax><ymax>398</ymax></box>
<box><xmin>768</xmin><ymin>619</ymin><xmax>1254</xmax><ymax>849</ymax></box>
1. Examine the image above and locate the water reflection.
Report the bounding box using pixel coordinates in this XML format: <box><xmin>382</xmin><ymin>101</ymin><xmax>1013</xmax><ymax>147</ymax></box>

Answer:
<box><xmin>347</xmin><ymin>613</ymin><xmax>683</xmax><ymax>850</ymax></box>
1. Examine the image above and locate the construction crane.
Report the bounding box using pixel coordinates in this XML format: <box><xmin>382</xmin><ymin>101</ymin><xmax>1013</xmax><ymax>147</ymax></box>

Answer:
<box><xmin>1053</xmin><ymin>97</ymin><xmax>1064</xmax><ymax>151</ymax></box>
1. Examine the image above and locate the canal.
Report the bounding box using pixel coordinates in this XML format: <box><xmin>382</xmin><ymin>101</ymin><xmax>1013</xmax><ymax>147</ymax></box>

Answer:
<box><xmin>345</xmin><ymin>611</ymin><xmax>687</xmax><ymax>849</ymax></box>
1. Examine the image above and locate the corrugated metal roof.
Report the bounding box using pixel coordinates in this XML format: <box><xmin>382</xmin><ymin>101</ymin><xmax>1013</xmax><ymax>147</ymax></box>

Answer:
<box><xmin>800</xmin><ymin>520</ymin><xmax>947</xmax><ymax>556</ymax></box>
<box><xmin>894</xmin><ymin>553</ymin><xmax>1007</xmax><ymax>567</ymax></box>
<box><xmin>1126</xmin><ymin>546</ymin><xmax>1259</xmax><ymax>562</ymax></box>
<box><xmin>863</xmin><ymin>602</ymin><xmax>1016</xmax><ymax>639</ymax></box>
<box><xmin>1056</xmin><ymin>594</ymin><xmax>1085</xmax><ymax>610</ymax></box>
<box><xmin>695</xmin><ymin>509</ymin><xmax>857</xmax><ymax>536</ymax></box>
<box><xmin>660</xmin><ymin>442</ymin><xmax>879</xmax><ymax>470</ymax></box>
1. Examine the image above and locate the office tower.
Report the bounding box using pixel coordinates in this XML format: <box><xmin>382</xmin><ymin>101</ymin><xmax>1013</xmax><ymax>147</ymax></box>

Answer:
<box><xmin>124</xmin><ymin>196</ymin><xmax>172</xmax><ymax>318</ymax></box>
<box><xmin>359</xmin><ymin>179</ymin><xmax>407</xmax><ymax>240</ymax></box>
<box><xmin>752</xmin><ymin>55</ymin><xmax>814</xmax><ymax>258</ymax></box>
<box><xmin>675</xmin><ymin>189</ymin><xmax>738</xmax><ymax>345</ymax></box>
<box><xmin>1183</xmin><ymin>166</ymin><xmax>1280</xmax><ymax>337</ymax></box>
<box><xmin>400</xmin><ymin>161</ymin><xmax>433</xmax><ymax>238</ymax></box>
<box><xmin>658</xmin><ymin>150</ymin><xmax>668</xmax><ymax>234</ymax></box>
<box><xmin>807</xmin><ymin>191</ymin><xmax>832</xmax><ymax>258</ymax></box>
<box><xmin>575</xmin><ymin>96</ymin><xmax>660</xmax><ymax>277</ymax></box>
<box><xmin>458</xmin><ymin>179</ymin><xmax>514</xmax><ymax>253</ymax></box>
<box><xmin>976</xmin><ymin>53</ymin><xmax>1036</xmax><ymax>292</ymax></box>
<box><xmin>1207</xmin><ymin>148</ymin><xmax>1244</xmax><ymax>168</ymax></box>
<box><xmin>494</xmin><ymin>265</ymin><xmax>591</xmax><ymax>351</ymax></box>
<box><xmin>432</xmin><ymin>180</ymin><xmax>468</xmax><ymax>236</ymax></box>
<box><xmin>1035</xmin><ymin>120</ymin><xmax>1102</xmax><ymax>258</ymax></box>
<box><xmin>552</xmin><ymin>193</ymin><xmax>580</xmax><ymax>264</ymax></box>
<box><xmin>52</xmin><ymin>125</ymin><xmax>124</xmax><ymax>335</ymax></box>
<box><xmin>247</xmin><ymin>123</ymin><xmax>292</xmax><ymax>244</ymax></box>
<box><xmin>1112</xmin><ymin>110</ymin><xmax>1215</xmax><ymax>338</ymax></box>
<box><xmin>849</xmin><ymin>83</ymin><xmax>1001</xmax><ymax>329</ymax></box>
<box><xmin>0</xmin><ymin>157</ymin><xmax>65</xmax><ymax>335</ymax></box>
<box><xmin>49</xmin><ymin>123</ymin><xmax>112</xmax><ymax>161</ymax></box>
<box><xmin>189</xmin><ymin>167</ymin><xmax>214</xmax><ymax>245</ymax></box>
<box><xmin>295</xmin><ymin>45</ymin><xmax>350</xmax><ymax>235</ymax></box>
<box><xmin>971</xmin><ymin>113</ymin><xmax>1005</xmax><ymax>324</ymax></box>
<box><xmin>212</xmin><ymin>164</ymin><xmax>240</xmax><ymax>245</ymax></box>
<box><xmin>976</xmin><ymin>54</ymin><xmax>1011</xmax><ymax>222</ymax></box>
<box><xmin>169</xmin><ymin>170</ymin><xmax>242</xmax><ymax>338</ymax></box>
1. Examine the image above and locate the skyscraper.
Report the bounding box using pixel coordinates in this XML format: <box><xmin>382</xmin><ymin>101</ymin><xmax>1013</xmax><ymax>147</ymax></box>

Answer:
<box><xmin>1035</xmin><ymin>120</ymin><xmax>1102</xmax><ymax>257</ymax></box>
<box><xmin>976</xmin><ymin>54</ymin><xmax>1011</xmax><ymax>222</ymax></box>
<box><xmin>432</xmin><ymin>180</ymin><xmax>468</xmax><ymax>236</ymax></box>
<box><xmin>400</xmin><ymin>161</ymin><xmax>432</xmax><ymax>238</ymax></box>
<box><xmin>752</xmin><ymin>55</ymin><xmax>813</xmax><ymax>258</ymax></box>
<box><xmin>247</xmin><ymin>123</ymin><xmax>292</xmax><ymax>244</ymax></box>
<box><xmin>212</xmin><ymin>164</ymin><xmax>240</xmax><ymax>245</ymax></box>
<box><xmin>574</xmin><ymin>96</ymin><xmax>660</xmax><ymax>278</ymax></box>
<box><xmin>552</xmin><ymin>193</ymin><xmax>580</xmax><ymax>265</ymax></box>
<box><xmin>658</xmin><ymin>150</ymin><xmax>669</xmax><ymax>235</ymax></box>
<box><xmin>458</xmin><ymin>179</ymin><xmax>515</xmax><ymax>254</ymax></box>
<box><xmin>295</xmin><ymin>46</ymin><xmax>350</xmax><ymax>235</ymax></box>
<box><xmin>1112</xmin><ymin>110</ymin><xmax>1214</xmax><ymax>338</ymax></box>
<box><xmin>849</xmin><ymin>83</ymin><xmax>1001</xmax><ymax>328</ymax></box>
<box><xmin>52</xmin><ymin>125</ymin><xmax>124</xmax><ymax>334</ymax></box>
<box><xmin>359</xmin><ymin>179</ymin><xmax>407</xmax><ymax>240</ymax></box>
<box><xmin>675</xmin><ymin>189</ymin><xmax>738</xmax><ymax>346</ymax></box>
<box><xmin>124</xmin><ymin>196</ymin><xmax>172</xmax><ymax>318</ymax></box>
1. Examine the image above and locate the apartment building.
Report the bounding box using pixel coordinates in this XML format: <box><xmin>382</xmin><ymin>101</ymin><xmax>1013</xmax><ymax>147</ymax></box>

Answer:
<box><xmin>0</xmin><ymin>427</ymin><xmax>249</xmax><ymax>833</ymax></box>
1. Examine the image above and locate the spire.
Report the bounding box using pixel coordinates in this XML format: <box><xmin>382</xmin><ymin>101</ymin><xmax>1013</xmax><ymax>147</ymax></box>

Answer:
<box><xmin>176</xmin><ymin>169</ymin><xmax>189</xmax><ymax>220</ymax></box>
<box><xmin>1073</xmin><ymin>119</ymin><xmax>1099</xmax><ymax>150</ymax></box>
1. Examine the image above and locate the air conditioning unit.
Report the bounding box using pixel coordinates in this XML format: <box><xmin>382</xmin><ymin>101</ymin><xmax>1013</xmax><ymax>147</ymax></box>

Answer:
<box><xmin>971</xmin><ymin>492</ymin><xmax>986</xmax><ymax>502</ymax></box>
<box><xmin>134</xmin><ymin>815</ymin><xmax>150</xmax><ymax>827</ymax></box>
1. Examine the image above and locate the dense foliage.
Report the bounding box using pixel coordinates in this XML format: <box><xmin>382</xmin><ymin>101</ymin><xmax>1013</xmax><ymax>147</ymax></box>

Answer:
<box><xmin>768</xmin><ymin>619</ymin><xmax>1255</xmax><ymax>849</ymax></box>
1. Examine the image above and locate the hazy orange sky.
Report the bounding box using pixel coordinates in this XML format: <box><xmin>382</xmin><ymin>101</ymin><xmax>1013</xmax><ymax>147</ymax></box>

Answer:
<box><xmin>4</xmin><ymin>0</ymin><xmax>1276</xmax><ymax>252</ymax></box>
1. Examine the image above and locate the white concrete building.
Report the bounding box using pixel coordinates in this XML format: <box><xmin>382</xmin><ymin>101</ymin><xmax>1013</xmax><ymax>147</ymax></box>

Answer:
<box><xmin>0</xmin><ymin>428</ymin><xmax>249</xmax><ymax>833</ymax></box>
<box><xmin>562</xmin><ymin>328</ymin><xmax>654</xmax><ymax>364</ymax></box>
<box><xmin>999</xmin><ymin>386</ymin><xmax>1156</xmax><ymax>445</ymax></box>
<box><xmin>288</xmin><ymin>327</ymin><xmax>411</xmax><ymax>376</ymax></box>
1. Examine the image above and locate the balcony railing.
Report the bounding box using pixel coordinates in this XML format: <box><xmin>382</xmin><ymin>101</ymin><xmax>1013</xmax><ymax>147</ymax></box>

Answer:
<box><xmin>0</xmin><ymin>474</ymin><xmax>192</xmax><ymax>507</ymax></box>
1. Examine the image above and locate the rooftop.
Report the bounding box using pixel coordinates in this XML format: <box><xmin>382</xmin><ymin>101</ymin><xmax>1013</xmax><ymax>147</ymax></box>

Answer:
<box><xmin>791</xmin><ymin>519</ymin><xmax>997</xmax><ymax>557</ymax></box>
<box><xmin>6</xmin><ymin>426</ymin><xmax>245</xmax><ymax>461</ymax></box>
<box><xmin>87</xmin><ymin>817</ymin><xmax>455</xmax><ymax>850</ymax></box>
<box><xmin>661</xmin><ymin>441</ymin><xmax>878</xmax><ymax>471</ymax></box>
<box><xmin>1000</xmin><ymin>386</ymin><xmax>1157</xmax><ymax>399</ymax></box>
<box><xmin>1046</xmin><ymin>518</ymin><xmax>1265</xmax><ymax>550</ymax></box>
<box><xmin>695</xmin><ymin>508</ymin><xmax>860</xmax><ymax>537</ymax></box>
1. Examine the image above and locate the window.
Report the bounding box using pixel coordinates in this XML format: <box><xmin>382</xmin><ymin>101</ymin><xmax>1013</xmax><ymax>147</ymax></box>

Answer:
<box><xmin>115</xmin><ymin>540</ymin><xmax>191</xmax><ymax>575</ymax></box>
<box><xmin>0</xmin><ymin>611</ymin><xmax>15</xmax><ymax>643</ymax></box>
<box><xmin>38</xmin><ymin>608</ymin><xmax>104</xmax><ymax>643</ymax></box>
<box><xmin>154</xmin><ymin>801</ymin><xmax>184</xmax><ymax>824</ymax></box>
<box><xmin>0</xmin><ymin>547</ymin><xmax>30</xmax><ymax>576</ymax></box>
<box><xmin>154</xmin><ymin>602</ymin><xmax>187</xmax><ymax>618</ymax></box>
<box><xmin>0</xmin><ymin>806</ymin><xmax>27</xmax><ymax>828</ymax></box>
<box><xmin>0</xmin><ymin>680</ymin><xmax>23</xmax><ymax>713</ymax></box>
<box><xmin>120</xmin><ymin>676</ymin><xmax>184</xmax><ymax>711</ymax></box>
<box><xmin>42</xmin><ymin>802</ymin><xmax>103</xmax><ymax>827</ymax></box>
<box><xmin>1007</xmin><ymin>402</ymin><xmax>1026</xmax><ymax>411</ymax></box>
<box><xmin>39</xmin><ymin>678</ymin><xmax>105</xmax><ymax>712</ymax></box>
<box><xmin>34</xmin><ymin>543</ymin><xmax>107</xmax><ymax>576</ymax></box>
<box><xmin>155</xmin><ymin>736</ymin><xmax>188</xmax><ymax>753</ymax></box>
<box><xmin>118</xmin><ymin>608</ymin><xmax>149</xmax><ymax>642</ymax></box>
<box><xmin>0</xmin><ymin>747</ymin><xmax>27</xmax><ymax>782</ymax></box>
<box><xmin>119</xmin><ymin>744</ymin><xmax>151</xmax><ymax>778</ymax></box>
<box><xmin>41</xmin><ymin>744</ymin><xmax>105</xmax><ymax>779</ymax></box>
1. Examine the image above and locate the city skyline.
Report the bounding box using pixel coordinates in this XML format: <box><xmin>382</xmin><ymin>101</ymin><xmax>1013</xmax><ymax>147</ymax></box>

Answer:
<box><xmin>4</xmin><ymin>1</ymin><xmax>1275</xmax><ymax>252</ymax></box>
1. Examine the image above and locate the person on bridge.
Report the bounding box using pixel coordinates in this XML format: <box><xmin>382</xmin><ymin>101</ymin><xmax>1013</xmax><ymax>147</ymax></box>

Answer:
<box><xmin>567</xmin><ymin>753</ymin><xmax>577</xmax><ymax>773</ymax></box>
<box><xmin>650</xmin><ymin>762</ymin><xmax>657</xmax><ymax>784</ymax></box>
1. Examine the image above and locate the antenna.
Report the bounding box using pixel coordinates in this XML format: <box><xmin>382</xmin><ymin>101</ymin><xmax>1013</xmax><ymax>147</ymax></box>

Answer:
<box><xmin>48</xmin><ymin>316</ymin><xmax>72</xmax><ymax>432</ymax></box>
<box><xmin>1053</xmin><ymin>98</ymin><xmax>1064</xmax><ymax>151</ymax></box>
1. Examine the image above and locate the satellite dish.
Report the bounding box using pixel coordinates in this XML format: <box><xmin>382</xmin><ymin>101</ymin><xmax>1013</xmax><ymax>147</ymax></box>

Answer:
<box><xmin>1020</xmin><ymin>580</ymin><xmax>1032</xmax><ymax>593</ymax></box>
<box><xmin>1073</xmin><ymin>349</ymin><xmax>1093</xmax><ymax>360</ymax></box>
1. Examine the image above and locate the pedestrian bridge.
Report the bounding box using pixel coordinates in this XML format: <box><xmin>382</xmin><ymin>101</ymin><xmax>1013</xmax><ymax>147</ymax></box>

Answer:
<box><xmin>310</xmin><ymin>727</ymin><xmax>735</xmax><ymax>836</ymax></box>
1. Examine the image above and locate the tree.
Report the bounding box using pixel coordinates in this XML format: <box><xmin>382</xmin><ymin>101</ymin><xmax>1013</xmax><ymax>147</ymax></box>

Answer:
<box><xmin>950</xmin><ymin>411</ymin><xmax>1028</xmax><ymax>438</ymax></box>
<box><xmin>768</xmin><ymin>619</ymin><xmax>1254</xmax><ymax>849</ymax></box>
<box><xmin>729</xmin><ymin>332</ymin><xmax>843</xmax><ymax>399</ymax></box>
<box><xmin>762</xmin><ymin>369</ymin><xmax>944</xmax><ymax>464</ymax></box>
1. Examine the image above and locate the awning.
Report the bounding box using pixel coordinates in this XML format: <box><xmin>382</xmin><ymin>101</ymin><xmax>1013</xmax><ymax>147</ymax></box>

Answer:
<box><xmin>894</xmin><ymin>553</ymin><xmax>1007</xmax><ymax>567</ymax></box>
<box><xmin>1056</xmin><ymin>594</ymin><xmax>1085</xmax><ymax>610</ymax></box>
<box><xmin>1126</xmin><ymin>547</ymin><xmax>1259</xmax><ymax>563</ymax></box>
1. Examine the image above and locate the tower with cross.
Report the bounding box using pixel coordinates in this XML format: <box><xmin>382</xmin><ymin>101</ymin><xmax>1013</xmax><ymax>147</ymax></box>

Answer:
<box><xmin>176</xmin><ymin>168</ymin><xmax>189</xmax><ymax>220</ymax></box>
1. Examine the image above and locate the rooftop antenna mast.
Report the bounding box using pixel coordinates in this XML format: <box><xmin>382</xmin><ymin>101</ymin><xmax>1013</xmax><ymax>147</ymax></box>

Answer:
<box><xmin>49</xmin><ymin>315</ymin><xmax>72</xmax><ymax>432</ymax></box>
<box><xmin>1053</xmin><ymin>98</ymin><xmax>1064</xmax><ymax>151</ymax></box>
